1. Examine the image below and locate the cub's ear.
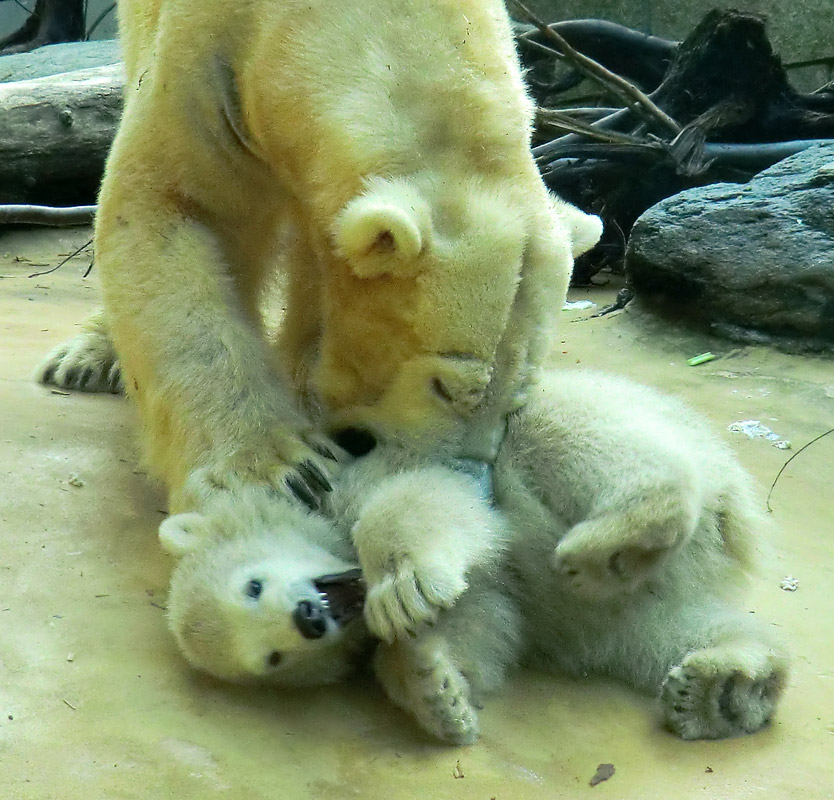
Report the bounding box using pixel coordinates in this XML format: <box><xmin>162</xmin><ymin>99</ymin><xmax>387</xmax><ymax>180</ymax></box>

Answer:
<box><xmin>551</xmin><ymin>197</ymin><xmax>603</xmax><ymax>258</ymax></box>
<box><xmin>334</xmin><ymin>182</ymin><xmax>430</xmax><ymax>279</ymax></box>
<box><xmin>159</xmin><ymin>512</ymin><xmax>210</xmax><ymax>556</ymax></box>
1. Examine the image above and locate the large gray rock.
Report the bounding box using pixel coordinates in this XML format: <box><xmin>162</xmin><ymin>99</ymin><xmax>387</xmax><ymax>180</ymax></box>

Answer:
<box><xmin>0</xmin><ymin>40</ymin><xmax>121</xmax><ymax>83</ymax></box>
<box><xmin>627</xmin><ymin>144</ymin><xmax>834</xmax><ymax>352</ymax></box>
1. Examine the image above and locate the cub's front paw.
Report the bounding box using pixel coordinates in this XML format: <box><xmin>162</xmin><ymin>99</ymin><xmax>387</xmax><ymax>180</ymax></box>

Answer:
<box><xmin>363</xmin><ymin>554</ymin><xmax>467</xmax><ymax>643</ymax></box>
<box><xmin>186</xmin><ymin>428</ymin><xmax>344</xmax><ymax>510</ymax></box>
<box><xmin>553</xmin><ymin>511</ymin><xmax>692</xmax><ymax>596</ymax></box>
<box><xmin>660</xmin><ymin>643</ymin><xmax>787</xmax><ymax>740</ymax></box>
<box><xmin>36</xmin><ymin>331</ymin><xmax>123</xmax><ymax>394</ymax></box>
<box><xmin>375</xmin><ymin>640</ymin><xmax>479</xmax><ymax>746</ymax></box>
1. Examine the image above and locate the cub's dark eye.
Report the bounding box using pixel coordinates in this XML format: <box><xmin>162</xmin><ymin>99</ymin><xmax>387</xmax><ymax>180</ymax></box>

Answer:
<box><xmin>244</xmin><ymin>578</ymin><xmax>264</xmax><ymax>599</ymax></box>
<box><xmin>266</xmin><ymin>651</ymin><xmax>283</xmax><ymax>668</ymax></box>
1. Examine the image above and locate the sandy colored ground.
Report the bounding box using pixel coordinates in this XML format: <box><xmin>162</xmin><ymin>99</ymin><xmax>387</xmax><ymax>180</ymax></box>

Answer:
<box><xmin>1</xmin><ymin>226</ymin><xmax>832</xmax><ymax>800</ymax></box>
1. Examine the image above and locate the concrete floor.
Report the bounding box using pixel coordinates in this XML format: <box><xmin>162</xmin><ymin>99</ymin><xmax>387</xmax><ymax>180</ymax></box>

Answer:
<box><xmin>2</xmin><ymin>227</ymin><xmax>833</xmax><ymax>799</ymax></box>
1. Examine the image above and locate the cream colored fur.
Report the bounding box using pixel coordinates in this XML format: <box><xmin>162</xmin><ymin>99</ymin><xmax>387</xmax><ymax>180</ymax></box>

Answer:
<box><xmin>160</xmin><ymin>370</ymin><xmax>788</xmax><ymax>745</ymax></box>
<box><xmin>160</xmin><ymin>485</ymin><xmax>367</xmax><ymax>685</ymax></box>
<box><xmin>37</xmin><ymin>308</ymin><xmax>123</xmax><ymax>394</ymax></box>
<box><xmin>37</xmin><ymin>0</ymin><xmax>601</xmax><ymax>513</ymax></box>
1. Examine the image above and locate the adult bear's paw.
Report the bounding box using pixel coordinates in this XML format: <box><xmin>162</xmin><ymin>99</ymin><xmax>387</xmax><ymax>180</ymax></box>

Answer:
<box><xmin>36</xmin><ymin>329</ymin><xmax>123</xmax><ymax>394</ymax></box>
<box><xmin>185</xmin><ymin>428</ymin><xmax>343</xmax><ymax>510</ymax></box>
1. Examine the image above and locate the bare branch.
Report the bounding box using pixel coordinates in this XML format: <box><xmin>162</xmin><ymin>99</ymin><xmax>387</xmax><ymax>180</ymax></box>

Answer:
<box><xmin>535</xmin><ymin>109</ymin><xmax>649</xmax><ymax>144</ymax></box>
<box><xmin>511</xmin><ymin>0</ymin><xmax>681</xmax><ymax>135</ymax></box>
<box><xmin>0</xmin><ymin>204</ymin><xmax>95</xmax><ymax>226</ymax></box>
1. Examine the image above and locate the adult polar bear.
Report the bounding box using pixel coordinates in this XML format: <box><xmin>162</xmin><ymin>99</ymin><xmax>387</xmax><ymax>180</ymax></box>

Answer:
<box><xmin>44</xmin><ymin>0</ymin><xmax>600</xmax><ymax>511</ymax></box>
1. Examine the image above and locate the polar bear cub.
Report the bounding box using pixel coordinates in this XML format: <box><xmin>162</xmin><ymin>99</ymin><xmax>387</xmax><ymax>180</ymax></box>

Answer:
<box><xmin>161</xmin><ymin>370</ymin><xmax>787</xmax><ymax>744</ymax></box>
<box><xmin>160</xmin><ymin>459</ymin><xmax>509</xmax><ymax>689</ymax></box>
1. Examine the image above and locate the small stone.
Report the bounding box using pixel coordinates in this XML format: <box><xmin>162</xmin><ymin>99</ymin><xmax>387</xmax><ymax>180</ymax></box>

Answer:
<box><xmin>67</xmin><ymin>474</ymin><xmax>86</xmax><ymax>487</ymax></box>
<box><xmin>780</xmin><ymin>576</ymin><xmax>799</xmax><ymax>591</ymax></box>
<box><xmin>589</xmin><ymin>763</ymin><xmax>615</xmax><ymax>787</ymax></box>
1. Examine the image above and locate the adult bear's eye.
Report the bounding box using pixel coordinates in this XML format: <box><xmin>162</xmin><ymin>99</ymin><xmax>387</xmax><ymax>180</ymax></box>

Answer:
<box><xmin>244</xmin><ymin>578</ymin><xmax>264</xmax><ymax>599</ymax></box>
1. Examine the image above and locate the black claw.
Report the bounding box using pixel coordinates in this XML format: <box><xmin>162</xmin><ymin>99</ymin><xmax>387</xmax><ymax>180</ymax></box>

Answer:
<box><xmin>79</xmin><ymin>367</ymin><xmax>95</xmax><ymax>388</ymax></box>
<box><xmin>310</xmin><ymin>441</ymin><xmax>339</xmax><ymax>461</ymax></box>
<box><xmin>108</xmin><ymin>369</ymin><xmax>122</xmax><ymax>393</ymax></box>
<box><xmin>298</xmin><ymin>459</ymin><xmax>332</xmax><ymax>493</ymax></box>
<box><xmin>41</xmin><ymin>364</ymin><xmax>57</xmax><ymax>385</ymax></box>
<box><xmin>286</xmin><ymin>474</ymin><xmax>320</xmax><ymax>510</ymax></box>
<box><xmin>64</xmin><ymin>367</ymin><xmax>78</xmax><ymax>386</ymax></box>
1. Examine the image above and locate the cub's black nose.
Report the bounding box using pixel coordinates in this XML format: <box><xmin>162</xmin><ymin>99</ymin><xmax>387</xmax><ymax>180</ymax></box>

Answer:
<box><xmin>293</xmin><ymin>599</ymin><xmax>328</xmax><ymax>639</ymax></box>
<box><xmin>330</xmin><ymin>427</ymin><xmax>377</xmax><ymax>457</ymax></box>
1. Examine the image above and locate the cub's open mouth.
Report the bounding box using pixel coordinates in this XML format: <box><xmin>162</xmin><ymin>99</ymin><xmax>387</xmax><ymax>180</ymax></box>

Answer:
<box><xmin>314</xmin><ymin>568</ymin><xmax>366</xmax><ymax>625</ymax></box>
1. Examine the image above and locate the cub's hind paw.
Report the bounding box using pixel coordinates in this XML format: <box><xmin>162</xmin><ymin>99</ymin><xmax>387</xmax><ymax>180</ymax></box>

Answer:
<box><xmin>660</xmin><ymin>644</ymin><xmax>787</xmax><ymax>739</ymax></box>
<box><xmin>553</xmin><ymin>543</ymin><xmax>672</xmax><ymax>596</ymax></box>
<box><xmin>36</xmin><ymin>332</ymin><xmax>123</xmax><ymax>394</ymax></box>
<box><xmin>376</xmin><ymin>640</ymin><xmax>479</xmax><ymax>746</ymax></box>
<box><xmin>363</xmin><ymin>555</ymin><xmax>467</xmax><ymax>643</ymax></box>
<box><xmin>553</xmin><ymin>511</ymin><xmax>693</xmax><ymax>596</ymax></box>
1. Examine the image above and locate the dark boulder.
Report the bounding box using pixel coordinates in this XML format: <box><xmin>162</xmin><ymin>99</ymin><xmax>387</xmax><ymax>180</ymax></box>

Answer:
<box><xmin>627</xmin><ymin>144</ymin><xmax>834</xmax><ymax>352</ymax></box>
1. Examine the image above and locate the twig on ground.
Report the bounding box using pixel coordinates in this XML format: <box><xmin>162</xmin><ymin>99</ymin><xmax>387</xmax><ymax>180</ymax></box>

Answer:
<box><xmin>767</xmin><ymin>428</ymin><xmax>834</xmax><ymax>512</ymax></box>
<box><xmin>28</xmin><ymin>238</ymin><xmax>93</xmax><ymax>278</ymax></box>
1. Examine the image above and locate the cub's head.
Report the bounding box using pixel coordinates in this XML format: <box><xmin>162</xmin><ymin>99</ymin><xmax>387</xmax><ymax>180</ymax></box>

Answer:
<box><xmin>159</xmin><ymin>508</ymin><xmax>371</xmax><ymax>686</ymax></box>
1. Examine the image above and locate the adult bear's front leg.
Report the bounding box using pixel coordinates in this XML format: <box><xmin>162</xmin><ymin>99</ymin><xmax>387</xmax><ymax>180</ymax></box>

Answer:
<box><xmin>94</xmin><ymin>174</ymin><xmax>337</xmax><ymax>512</ymax></box>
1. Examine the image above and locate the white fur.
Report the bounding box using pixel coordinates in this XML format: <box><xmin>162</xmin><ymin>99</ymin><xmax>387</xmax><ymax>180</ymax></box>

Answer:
<box><xmin>162</xmin><ymin>483</ymin><xmax>365</xmax><ymax>684</ymax></box>
<box><xmin>33</xmin><ymin>313</ymin><xmax>786</xmax><ymax>743</ymax></box>
<box><xmin>337</xmin><ymin>456</ymin><xmax>508</xmax><ymax>644</ymax></box>
<box><xmin>35</xmin><ymin>308</ymin><xmax>123</xmax><ymax>394</ymax></box>
<box><xmin>160</xmin><ymin>370</ymin><xmax>787</xmax><ymax>745</ymax></box>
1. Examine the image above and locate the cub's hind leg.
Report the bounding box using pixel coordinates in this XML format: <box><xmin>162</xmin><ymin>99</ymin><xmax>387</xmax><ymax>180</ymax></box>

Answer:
<box><xmin>373</xmin><ymin>582</ymin><xmax>521</xmax><ymax>746</ymax></box>
<box><xmin>36</xmin><ymin>308</ymin><xmax>123</xmax><ymax>394</ymax></box>
<box><xmin>544</xmin><ymin>588</ymin><xmax>789</xmax><ymax>740</ymax></box>
<box><xmin>375</xmin><ymin>636</ymin><xmax>481</xmax><ymax>746</ymax></box>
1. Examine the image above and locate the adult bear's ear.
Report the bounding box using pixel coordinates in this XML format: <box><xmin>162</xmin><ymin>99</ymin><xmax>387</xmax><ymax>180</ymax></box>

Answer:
<box><xmin>550</xmin><ymin>196</ymin><xmax>603</xmax><ymax>258</ymax></box>
<box><xmin>334</xmin><ymin>180</ymin><xmax>430</xmax><ymax>278</ymax></box>
<box><xmin>159</xmin><ymin>512</ymin><xmax>210</xmax><ymax>556</ymax></box>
